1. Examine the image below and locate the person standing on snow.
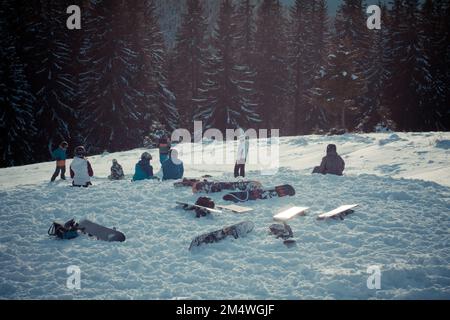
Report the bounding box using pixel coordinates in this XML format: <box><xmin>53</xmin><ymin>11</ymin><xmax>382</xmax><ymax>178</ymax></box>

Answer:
<box><xmin>162</xmin><ymin>149</ymin><xmax>184</xmax><ymax>180</ymax></box>
<box><xmin>234</xmin><ymin>132</ymin><xmax>249</xmax><ymax>178</ymax></box>
<box><xmin>70</xmin><ymin>146</ymin><xmax>94</xmax><ymax>187</ymax></box>
<box><xmin>50</xmin><ymin>141</ymin><xmax>69</xmax><ymax>182</ymax></box>
<box><xmin>108</xmin><ymin>159</ymin><xmax>125</xmax><ymax>180</ymax></box>
<box><xmin>132</xmin><ymin>152</ymin><xmax>157</xmax><ymax>181</ymax></box>
<box><xmin>312</xmin><ymin>144</ymin><xmax>345</xmax><ymax>176</ymax></box>
<box><xmin>158</xmin><ymin>135</ymin><xmax>171</xmax><ymax>165</ymax></box>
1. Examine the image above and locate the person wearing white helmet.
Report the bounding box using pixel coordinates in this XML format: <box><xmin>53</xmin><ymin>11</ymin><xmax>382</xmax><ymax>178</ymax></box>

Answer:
<box><xmin>70</xmin><ymin>146</ymin><xmax>94</xmax><ymax>187</ymax></box>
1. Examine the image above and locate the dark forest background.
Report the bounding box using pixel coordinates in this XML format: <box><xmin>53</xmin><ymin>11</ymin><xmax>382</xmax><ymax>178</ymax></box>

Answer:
<box><xmin>1</xmin><ymin>0</ymin><xmax>449</xmax><ymax>167</ymax></box>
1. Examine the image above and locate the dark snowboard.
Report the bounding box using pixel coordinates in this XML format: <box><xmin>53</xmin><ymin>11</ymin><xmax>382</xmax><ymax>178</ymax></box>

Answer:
<box><xmin>193</xmin><ymin>181</ymin><xmax>262</xmax><ymax>193</ymax></box>
<box><xmin>189</xmin><ymin>221</ymin><xmax>254</xmax><ymax>250</ymax></box>
<box><xmin>78</xmin><ymin>219</ymin><xmax>126</xmax><ymax>242</ymax></box>
<box><xmin>174</xmin><ymin>177</ymin><xmax>211</xmax><ymax>188</ymax></box>
<box><xmin>223</xmin><ymin>185</ymin><xmax>295</xmax><ymax>203</ymax></box>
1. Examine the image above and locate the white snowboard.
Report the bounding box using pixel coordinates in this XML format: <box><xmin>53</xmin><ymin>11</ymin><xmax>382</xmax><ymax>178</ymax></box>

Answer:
<box><xmin>273</xmin><ymin>206</ymin><xmax>309</xmax><ymax>222</ymax></box>
<box><xmin>216</xmin><ymin>204</ymin><xmax>253</xmax><ymax>213</ymax></box>
<box><xmin>317</xmin><ymin>204</ymin><xmax>359</xmax><ymax>220</ymax></box>
<box><xmin>176</xmin><ymin>201</ymin><xmax>223</xmax><ymax>213</ymax></box>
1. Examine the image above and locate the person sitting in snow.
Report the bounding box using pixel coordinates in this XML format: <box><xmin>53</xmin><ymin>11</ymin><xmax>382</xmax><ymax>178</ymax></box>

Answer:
<box><xmin>50</xmin><ymin>141</ymin><xmax>68</xmax><ymax>182</ymax></box>
<box><xmin>162</xmin><ymin>149</ymin><xmax>184</xmax><ymax>181</ymax></box>
<box><xmin>108</xmin><ymin>159</ymin><xmax>125</xmax><ymax>180</ymax></box>
<box><xmin>132</xmin><ymin>152</ymin><xmax>157</xmax><ymax>181</ymax></box>
<box><xmin>158</xmin><ymin>135</ymin><xmax>171</xmax><ymax>165</ymax></box>
<box><xmin>70</xmin><ymin>146</ymin><xmax>94</xmax><ymax>187</ymax></box>
<box><xmin>312</xmin><ymin>144</ymin><xmax>345</xmax><ymax>176</ymax></box>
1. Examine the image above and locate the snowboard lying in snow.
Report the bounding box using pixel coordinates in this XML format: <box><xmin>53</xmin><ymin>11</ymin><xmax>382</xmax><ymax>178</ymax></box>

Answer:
<box><xmin>216</xmin><ymin>204</ymin><xmax>253</xmax><ymax>213</ymax></box>
<box><xmin>317</xmin><ymin>204</ymin><xmax>359</xmax><ymax>220</ymax></box>
<box><xmin>222</xmin><ymin>185</ymin><xmax>295</xmax><ymax>203</ymax></box>
<box><xmin>189</xmin><ymin>221</ymin><xmax>254</xmax><ymax>250</ymax></box>
<box><xmin>78</xmin><ymin>219</ymin><xmax>126</xmax><ymax>242</ymax></box>
<box><xmin>192</xmin><ymin>181</ymin><xmax>262</xmax><ymax>193</ymax></box>
<box><xmin>273</xmin><ymin>206</ymin><xmax>308</xmax><ymax>222</ymax></box>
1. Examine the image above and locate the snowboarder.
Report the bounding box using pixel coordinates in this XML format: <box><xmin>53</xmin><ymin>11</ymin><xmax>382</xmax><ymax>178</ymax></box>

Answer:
<box><xmin>108</xmin><ymin>159</ymin><xmax>125</xmax><ymax>180</ymax></box>
<box><xmin>70</xmin><ymin>146</ymin><xmax>94</xmax><ymax>187</ymax></box>
<box><xmin>50</xmin><ymin>141</ymin><xmax>68</xmax><ymax>182</ymax></box>
<box><xmin>312</xmin><ymin>144</ymin><xmax>345</xmax><ymax>176</ymax></box>
<box><xmin>158</xmin><ymin>135</ymin><xmax>171</xmax><ymax>165</ymax></box>
<box><xmin>162</xmin><ymin>149</ymin><xmax>184</xmax><ymax>181</ymax></box>
<box><xmin>132</xmin><ymin>152</ymin><xmax>157</xmax><ymax>181</ymax></box>
<box><xmin>234</xmin><ymin>132</ymin><xmax>249</xmax><ymax>178</ymax></box>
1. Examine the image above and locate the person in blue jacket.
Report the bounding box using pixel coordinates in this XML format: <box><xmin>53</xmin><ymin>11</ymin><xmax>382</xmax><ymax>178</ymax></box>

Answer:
<box><xmin>50</xmin><ymin>141</ymin><xmax>68</xmax><ymax>182</ymax></box>
<box><xmin>132</xmin><ymin>152</ymin><xmax>157</xmax><ymax>181</ymax></box>
<box><xmin>162</xmin><ymin>149</ymin><xmax>184</xmax><ymax>181</ymax></box>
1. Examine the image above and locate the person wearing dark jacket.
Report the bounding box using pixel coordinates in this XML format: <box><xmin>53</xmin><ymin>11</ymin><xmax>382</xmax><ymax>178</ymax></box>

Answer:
<box><xmin>50</xmin><ymin>141</ymin><xmax>68</xmax><ymax>182</ymax></box>
<box><xmin>312</xmin><ymin>144</ymin><xmax>345</xmax><ymax>176</ymax></box>
<box><xmin>162</xmin><ymin>149</ymin><xmax>184</xmax><ymax>180</ymax></box>
<box><xmin>132</xmin><ymin>152</ymin><xmax>157</xmax><ymax>181</ymax></box>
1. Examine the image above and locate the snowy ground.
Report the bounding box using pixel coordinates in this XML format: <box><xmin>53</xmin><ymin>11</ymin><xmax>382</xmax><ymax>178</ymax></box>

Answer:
<box><xmin>0</xmin><ymin>132</ymin><xmax>449</xmax><ymax>299</ymax></box>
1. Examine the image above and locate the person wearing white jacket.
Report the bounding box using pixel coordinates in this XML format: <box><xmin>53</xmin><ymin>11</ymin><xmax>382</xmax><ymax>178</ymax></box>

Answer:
<box><xmin>234</xmin><ymin>132</ymin><xmax>249</xmax><ymax>178</ymax></box>
<box><xmin>70</xmin><ymin>146</ymin><xmax>94</xmax><ymax>187</ymax></box>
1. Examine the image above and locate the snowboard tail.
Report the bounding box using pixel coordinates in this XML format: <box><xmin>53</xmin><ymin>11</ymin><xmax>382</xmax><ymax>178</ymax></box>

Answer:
<box><xmin>78</xmin><ymin>219</ymin><xmax>126</xmax><ymax>242</ymax></box>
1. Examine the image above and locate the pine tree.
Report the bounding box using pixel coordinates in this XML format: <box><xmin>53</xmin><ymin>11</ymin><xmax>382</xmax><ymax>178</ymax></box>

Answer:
<box><xmin>383</xmin><ymin>0</ymin><xmax>433</xmax><ymax>131</ymax></box>
<box><xmin>139</xmin><ymin>0</ymin><xmax>179</xmax><ymax>133</ymax></box>
<box><xmin>358</xmin><ymin>3</ymin><xmax>393</xmax><ymax>131</ymax></box>
<box><xmin>420</xmin><ymin>0</ymin><xmax>449</xmax><ymax>130</ymax></box>
<box><xmin>319</xmin><ymin>0</ymin><xmax>367</xmax><ymax>130</ymax></box>
<box><xmin>170</xmin><ymin>0</ymin><xmax>209</xmax><ymax>131</ymax></box>
<box><xmin>24</xmin><ymin>0</ymin><xmax>78</xmax><ymax>158</ymax></box>
<box><xmin>254</xmin><ymin>0</ymin><xmax>289</xmax><ymax>130</ymax></box>
<box><xmin>79</xmin><ymin>0</ymin><xmax>147</xmax><ymax>153</ymax></box>
<box><xmin>0</xmin><ymin>1</ymin><xmax>37</xmax><ymax>167</ymax></box>
<box><xmin>195</xmin><ymin>0</ymin><xmax>260</xmax><ymax>132</ymax></box>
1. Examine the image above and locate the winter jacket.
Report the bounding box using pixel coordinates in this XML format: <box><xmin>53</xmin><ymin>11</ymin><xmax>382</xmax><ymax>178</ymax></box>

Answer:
<box><xmin>317</xmin><ymin>150</ymin><xmax>345</xmax><ymax>176</ymax></box>
<box><xmin>162</xmin><ymin>158</ymin><xmax>184</xmax><ymax>181</ymax></box>
<box><xmin>236</xmin><ymin>138</ymin><xmax>249</xmax><ymax>164</ymax></box>
<box><xmin>52</xmin><ymin>147</ymin><xmax>67</xmax><ymax>167</ymax></box>
<box><xmin>158</xmin><ymin>139</ymin><xmax>171</xmax><ymax>155</ymax></box>
<box><xmin>70</xmin><ymin>156</ymin><xmax>94</xmax><ymax>186</ymax></box>
<box><xmin>132</xmin><ymin>159</ymin><xmax>155</xmax><ymax>181</ymax></box>
<box><xmin>109</xmin><ymin>163</ymin><xmax>124</xmax><ymax>180</ymax></box>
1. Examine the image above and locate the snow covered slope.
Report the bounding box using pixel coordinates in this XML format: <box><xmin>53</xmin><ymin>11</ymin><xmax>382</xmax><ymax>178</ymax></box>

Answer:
<box><xmin>0</xmin><ymin>132</ymin><xmax>449</xmax><ymax>299</ymax></box>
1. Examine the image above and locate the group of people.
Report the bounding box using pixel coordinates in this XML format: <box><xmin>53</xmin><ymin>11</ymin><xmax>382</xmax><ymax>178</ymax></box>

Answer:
<box><xmin>50</xmin><ymin>134</ymin><xmax>345</xmax><ymax>187</ymax></box>
<box><xmin>49</xmin><ymin>136</ymin><xmax>184</xmax><ymax>187</ymax></box>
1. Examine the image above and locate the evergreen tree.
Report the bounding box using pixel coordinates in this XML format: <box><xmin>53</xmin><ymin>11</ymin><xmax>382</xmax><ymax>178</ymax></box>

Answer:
<box><xmin>0</xmin><ymin>1</ymin><xmax>37</xmax><ymax>167</ymax></box>
<box><xmin>383</xmin><ymin>0</ymin><xmax>433</xmax><ymax>131</ymax></box>
<box><xmin>79</xmin><ymin>0</ymin><xmax>147</xmax><ymax>153</ymax></box>
<box><xmin>25</xmin><ymin>0</ymin><xmax>78</xmax><ymax>158</ymax></box>
<box><xmin>254</xmin><ymin>0</ymin><xmax>289</xmax><ymax>130</ymax></box>
<box><xmin>170</xmin><ymin>0</ymin><xmax>209</xmax><ymax>131</ymax></box>
<box><xmin>319</xmin><ymin>0</ymin><xmax>367</xmax><ymax>130</ymax></box>
<box><xmin>196</xmin><ymin>0</ymin><xmax>260</xmax><ymax>132</ymax></box>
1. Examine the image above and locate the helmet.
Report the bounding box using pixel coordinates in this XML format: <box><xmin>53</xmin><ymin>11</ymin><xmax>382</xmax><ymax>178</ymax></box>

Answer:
<box><xmin>326</xmin><ymin>144</ymin><xmax>337</xmax><ymax>154</ymax></box>
<box><xmin>112</xmin><ymin>159</ymin><xmax>118</xmax><ymax>164</ymax></box>
<box><xmin>141</xmin><ymin>152</ymin><xmax>152</xmax><ymax>160</ymax></box>
<box><xmin>60</xmin><ymin>141</ymin><xmax>68</xmax><ymax>148</ymax></box>
<box><xmin>74</xmin><ymin>146</ymin><xmax>86</xmax><ymax>157</ymax></box>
